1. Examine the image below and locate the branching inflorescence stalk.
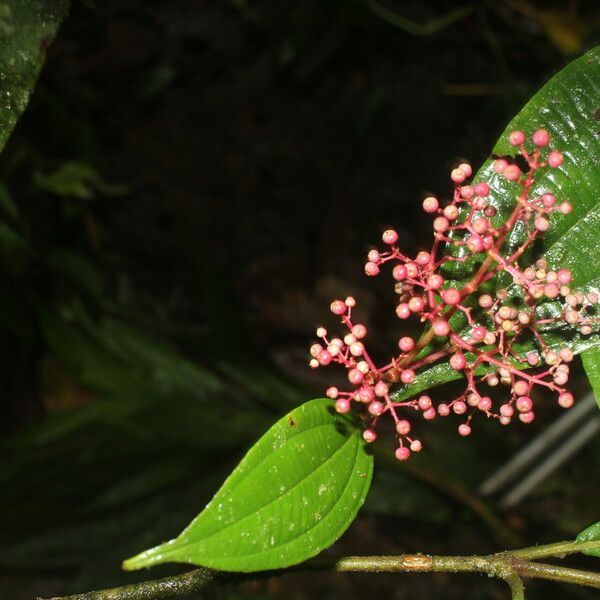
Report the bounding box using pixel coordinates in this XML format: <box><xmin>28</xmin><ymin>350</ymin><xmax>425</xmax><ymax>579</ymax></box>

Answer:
<box><xmin>309</xmin><ymin>129</ymin><xmax>599</xmax><ymax>460</ymax></box>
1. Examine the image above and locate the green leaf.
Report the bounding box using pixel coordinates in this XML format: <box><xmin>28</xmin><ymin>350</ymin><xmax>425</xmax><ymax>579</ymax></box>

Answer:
<box><xmin>391</xmin><ymin>47</ymin><xmax>600</xmax><ymax>400</ymax></box>
<box><xmin>576</xmin><ymin>521</ymin><xmax>600</xmax><ymax>557</ymax></box>
<box><xmin>0</xmin><ymin>0</ymin><xmax>70</xmax><ymax>153</ymax></box>
<box><xmin>581</xmin><ymin>351</ymin><xmax>600</xmax><ymax>410</ymax></box>
<box><xmin>123</xmin><ymin>398</ymin><xmax>373</xmax><ymax>572</ymax></box>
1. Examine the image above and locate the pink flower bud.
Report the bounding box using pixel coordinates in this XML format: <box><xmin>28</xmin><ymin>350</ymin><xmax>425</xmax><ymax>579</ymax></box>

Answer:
<box><xmin>558</xmin><ymin>392</ymin><xmax>574</xmax><ymax>408</ymax></box>
<box><xmin>395</xmin><ymin>446</ymin><xmax>410</xmax><ymax>460</ymax></box>
<box><xmin>363</xmin><ymin>429</ymin><xmax>377</xmax><ymax>443</ymax></box>
<box><xmin>335</xmin><ymin>398</ymin><xmax>350</xmax><ymax>413</ymax></box>
<box><xmin>374</xmin><ymin>381</ymin><xmax>389</xmax><ymax>397</ymax></box>
<box><xmin>548</xmin><ymin>150</ymin><xmax>564</xmax><ymax>167</ymax></box>
<box><xmin>458</xmin><ymin>423</ymin><xmax>472</xmax><ymax>436</ymax></box>
<box><xmin>382</xmin><ymin>229</ymin><xmax>399</xmax><ymax>244</ymax></box>
<box><xmin>474</xmin><ymin>182</ymin><xmax>490</xmax><ymax>197</ymax></box>
<box><xmin>433</xmin><ymin>318</ymin><xmax>450</xmax><ymax>336</ymax></box>
<box><xmin>398</xmin><ymin>336</ymin><xmax>414</xmax><ymax>352</ymax></box>
<box><xmin>396</xmin><ymin>419</ymin><xmax>411</xmax><ymax>435</ymax></box>
<box><xmin>509</xmin><ymin>130</ymin><xmax>526</xmax><ymax>145</ymax></box>
<box><xmin>400</xmin><ymin>369</ymin><xmax>415</xmax><ymax>384</ymax></box>
<box><xmin>422</xmin><ymin>196</ymin><xmax>439</xmax><ymax>213</ymax></box>
<box><xmin>393</xmin><ymin>264</ymin><xmax>407</xmax><ymax>280</ymax></box>
<box><xmin>532</xmin><ymin>129</ymin><xmax>550</xmax><ymax>146</ymax></box>
<box><xmin>503</xmin><ymin>164</ymin><xmax>521</xmax><ymax>181</ymax></box>
<box><xmin>368</xmin><ymin>401</ymin><xmax>384</xmax><ymax>416</ymax></box>
<box><xmin>442</xmin><ymin>288</ymin><xmax>461</xmax><ymax>305</ymax></box>
<box><xmin>330</xmin><ymin>300</ymin><xmax>346</xmax><ymax>315</ymax></box>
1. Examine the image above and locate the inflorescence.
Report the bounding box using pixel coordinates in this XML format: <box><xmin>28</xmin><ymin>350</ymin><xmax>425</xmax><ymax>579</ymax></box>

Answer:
<box><xmin>309</xmin><ymin>129</ymin><xmax>599</xmax><ymax>460</ymax></box>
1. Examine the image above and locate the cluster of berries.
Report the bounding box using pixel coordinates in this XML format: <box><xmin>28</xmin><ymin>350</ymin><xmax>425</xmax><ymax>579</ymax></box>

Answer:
<box><xmin>310</xmin><ymin>129</ymin><xmax>598</xmax><ymax>460</ymax></box>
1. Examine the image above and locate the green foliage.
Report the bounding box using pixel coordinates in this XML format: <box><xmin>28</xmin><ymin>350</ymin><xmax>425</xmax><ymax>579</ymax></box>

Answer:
<box><xmin>576</xmin><ymin>521</ymin><xmax>600</xmax><ymax>557</ymax></box>
<box><xmin>582</xmin><ymin>351</ymin><xmax>600</xmax><ymax>410</ymax></box>
<box><xmin>392</xmin><ymin>46</ymin><xmax>600</xmax><ymax>404</ymax></box>
<box><xmin>0</xmin><ymin>0</ymin><xmax>70</xmax><ymax>152</ymax></box>
<box><xmin>123</xmin><ymin>398</ymin><xmax>373</xmax><ymax>572</ymax></box>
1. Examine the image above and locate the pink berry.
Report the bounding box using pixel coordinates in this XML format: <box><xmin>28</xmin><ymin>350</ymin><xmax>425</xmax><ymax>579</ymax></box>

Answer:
<box><xmin>416</xmin><ymin>251</ymin><xmax>431</xmax><ymax>266</ymax></box>
<box><xmin>541</xmin><ymin>193</ymin><xmax>555</xmax><ymax>207</ymax></box>
<box><xmin>433</xmin><ymin>318</ymin><xmax>450</xmax><ymax>336</ymax></box>
<box><xmin>358</xmin><ymin>387</ymin><xmax>374</xmax><ymax>403</ymax></box>
<box><xmin>363</xmin><ymin>429</ymin><xmax>377</xmax><ymax>443</ymax></box>
<box><xmin>458</xmin><ymin>162</ymin><xmax>472</xmax><ymax>177</ymax></box>
<box><xmin>503</xmin><ymin>164</ymin><xmax>521</xmax><ymax>181</ymax></box>
<box><xmin>559</xmin><ymin>201</ymin><xmax>572</xmax><ymax>214</ymax></box>
<box><xmin>396</xmin><ymin>303</ymin><xmax>411</xmax><ymax>319</ymax></box>
<box><xmin>400</xmin><ymin>369</ymin><xmax>415</xmax><ymax>384</ymax></box>
<box><xmin>423</xmin><ymin>407</ymin><xmax>436</xmax><ymax>420</ymax></box>
<box><xmin>410</xmin><ymin>440</ymin><xmax>422</xmax><ymax>452</ymax></box>
<box><xmin>368</xmin><ymin>401</ymin><xmax>384</xmax><ymax>416</ymax></box>
<box><xmin>352</xmin><ymin>324</ymin><xmax>367</xmax><ymax>339</ymax></box>
<box><xmin>535</xmin><ymin>216</ymin><xmax>549</xmax><ymax>232</ymax></box>
<box><xmin>365</xmin><ymin>261</ymin><xmax>380</xmax><ymax>276</ymax></box>
<box><xmin>467</xmin><ymin>234</ymin><xmax>484</xmax><ymax>253</ymax></box>
<box><xmin>393</xmin><ymin>264</ymin><xmax>407</xmax><ymax>281</ymax></box>
<box><xmin>326</xmin><ymin>386</ymin><xmax>339</xmax><ymax>398</ymax></box>
<box><xmin>442</xmin><ymin>288</ymin><xmax>461</xmax><ymax>305</ymax></box>
<box><xmin>374</xmin><ymin>381</ymin><xmax>389</xmax><ymax>397</ymax></box>
<box><xmin>348</xmin><ymin>369</ymin><xmax>364</xmax><ymax>385</ymax></box>
<box><xmin>478</xmin><ymin>397</ymin><xmax>492</xmax><ymax>411</ymax></box>
<box><xmin>443</xmin><ymin>205</ymin><xmax>459</xmax><ymax>220</ymax></box>
<box><xmin>458</xmin><ymin>423</ymin><xmax>472</xmax><ymax>436</ymax></box>
<box><xmin>513</xmin><ymin>380</ymin><xmax>529</xmax><ymax>396</ymax></box>
<box><xmin>398</xmin><ymin>336</ymin><xmax>414</xmax><ymax>352</ymax></box>
<box><xmin>335</xmin><ymin>398</ymin><xmax>350</xmax><ymax>413</ymax></box>
<box><xmin>453</xmin><ymin>400</ymin><xmax>467</xmax><ymax>414</ymax></box>
<box><xmin>516</xmin><ymin>396</ymin><xmax>533</xmax><ymax>413</ymax></box>
<box><xmin>330</xmin><ymin>300</ymin><xmax>346</xmax><ymax>315</ymax></box>
<box><xmin>450</xmin><ymin>352</ymin><xmax>467</xmax><ymax>370</ymax></box>
<box><xmin>493</xmin><ymin>159</ymin><xmax>508</xmax><ymax>173</ymax></box>
<box><xmin>396</xmin><ymin>419</ymin><xmax>411</xmax><ymax>435</ymax></box>
<box><xmin>509</xmin><ymin>130</ymin><xmax>526</xmax><ymax>146</ymax></box>
<box><xmin>438</xmin><ymin>403</ymin><xmax>450</xmax><ymax>416</ymax></box>
<box><xmin>558</xmin><ymin>392</ymin><xmax>574</xmax><ymax>408</ymax></box>
<box><xmin>557</xmin><ymin>268</ymin><xmax>572</xmax><ymax>284</ymax></box>
<box><xmin>433</xmin><ymin>216</ymin><xmax>450</xmax><ymax>232</ymax></box>
<box><xmin>499</xmin><ymin>404</ymin><xmax>513</xmax><ymax>417</ymax></box>
<box><xmin>408</xmin><ymin>297</ymin><xmax>425</xmax><ymax>313</ymax></box>
<box><xmin>532</xmin><ymin>129</ymin><xmax>550</xmax><ymax>146</ymax></box>
<box><xmin>395</xmin><ymin>446</ymin><xmax>410</xmax><ymax>461</ymax></box>
<box><xmin>418</xmin><ymin>395</ymin><xmax>432</xmax><ymax>410</ymax></box>
<box><xmin>382</xmin><ymin>229</ymin><xmax>399</xmax><ymax>245</ymax></box>
<box><xmin>472</xmin><ymin>326</ymin><xmax>486</xmax><ymax>341</ymax></box>
<box><xmin>474</xmin><ymin>182</ymin><xmax>490</xmax><ymax>197</ymax></box>
<box><xmin>345</xmin><ymin>296</ymin><xmax>356</xmax><ymax>307</ymax></box>
<box><xmin>451</xmin><ymin>168</ymin><xmax>466</xmax><ymax>183</ymax></box>
<box><xmin>367</xmin><ymin>249</ymin><xmax>380</xmax><ymax>262</ymax></box>
<box><xmin>427</xmin><ymin>274</ymin><xmax>444</xmax><ymax>289</ymax></box>
<box><xmin>318</xmin><ymin>350</ymin><xmax>332</xmax><ymax>365</ymax></box>
<box><xmin>519</xmin><ymin>411</ymin><xmax>535</xmax><ymax>424</ymax></box>
<box><xmin>422</xmin><ymin>196</ymin><xmax>439</xmax><ymax>213</ymax></box>
<box><xmin>548</xmin><ymin>151</ymin><xmax>564</xmax><ymax>168</ymax></box>
<box><xmin>460</xmin><ymin>185</ymin><xmax>474</xmax><ymax>199</ymax></box>
<box><xmin>472</xmin><ymin>217</ymin><xmax>489</xmax><ymax>234</ymax></box>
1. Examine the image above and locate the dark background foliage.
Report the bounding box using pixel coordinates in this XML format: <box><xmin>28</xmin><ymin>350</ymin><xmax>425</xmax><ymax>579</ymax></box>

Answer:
<box><xmin>1</xmin><ymin>1</ymin><xmax>600</xmax><ymax>598</ymax></box>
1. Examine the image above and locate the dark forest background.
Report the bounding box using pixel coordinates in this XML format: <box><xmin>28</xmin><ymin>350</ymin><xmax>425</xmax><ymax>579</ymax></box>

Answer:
<box><xmin>1</xmin><ymin>1</ymin><xmax>600</xmax><ymax>598</ymax></box>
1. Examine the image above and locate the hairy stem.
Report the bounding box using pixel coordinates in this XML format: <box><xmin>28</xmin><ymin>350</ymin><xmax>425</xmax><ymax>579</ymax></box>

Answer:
<box><xmin>39</xmin><ymin>540</ymin><xmax>600</xmax><ymax>600</ymax></box>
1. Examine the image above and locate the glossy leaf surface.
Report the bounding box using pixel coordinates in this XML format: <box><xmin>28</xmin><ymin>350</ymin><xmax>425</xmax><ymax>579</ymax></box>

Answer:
<box><xmin>123</xmin><ymin>398</ymin><xmax>373</xmax><ymax>572</ymax></box>
<box><xmin>576</xmin><ymin>521</ymin><xmax>600</xmax><ymax>557</ymax></box>
<box><xmin>0</xmin><ymin>0</ymin><xmax>70</xmax><ymax>152</ymax></box>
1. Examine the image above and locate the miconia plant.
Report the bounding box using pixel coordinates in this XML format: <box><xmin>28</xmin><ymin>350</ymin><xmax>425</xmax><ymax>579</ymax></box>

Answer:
<box><xmin>311</xmin><ymin>130</ymin><xmax>594</xmax><ymax>460</ymax></box>
<box><xmin>37</xmin><ymin>45</ymin><xmax>600</xmax><ymax>600</ymax></box>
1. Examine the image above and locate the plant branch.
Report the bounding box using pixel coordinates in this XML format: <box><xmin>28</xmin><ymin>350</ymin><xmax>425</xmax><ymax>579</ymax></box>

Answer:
<box><xmin>39</xmin><ymin>539</ymin><xmax>600</xmax><ymax>600</ymax></box>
